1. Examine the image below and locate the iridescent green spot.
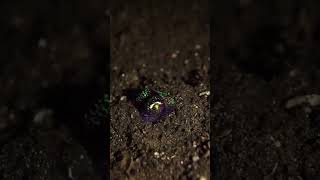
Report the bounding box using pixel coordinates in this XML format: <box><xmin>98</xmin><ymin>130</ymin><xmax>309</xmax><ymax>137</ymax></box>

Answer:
<box><xmin>102</xmin><ymin>94</ymin><xmax>109</xmax><ymax>114</ymax></box>
<box><xmin>157</xmin><ymin>90</ymin><xmax>169</xmax><ymax>97</ymax></box>
<box><xmin>168</xmin><ymin>97</ymin><xmax>176</xmax><ymax>105</ymax></box>
<box><xmin>136</xmin><ymin>87</ymin><xmax>151</xmax><ymax>101</ymax></box>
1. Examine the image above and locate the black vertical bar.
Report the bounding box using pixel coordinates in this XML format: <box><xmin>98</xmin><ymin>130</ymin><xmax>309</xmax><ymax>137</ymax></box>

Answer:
<box><xmin>106</xmin><ymin>11</ymin><xmax>111</xmax><ymax>180</ymax></box>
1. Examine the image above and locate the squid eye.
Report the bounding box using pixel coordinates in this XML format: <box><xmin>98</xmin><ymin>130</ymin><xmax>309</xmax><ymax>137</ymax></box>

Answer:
<box><xmin>148</xmin><ymin>101</ymin><xmax>163</xmax><ymax>113</ymax></box>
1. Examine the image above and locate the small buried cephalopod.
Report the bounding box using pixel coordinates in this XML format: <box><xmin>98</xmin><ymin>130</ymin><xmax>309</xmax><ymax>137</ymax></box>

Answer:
<box><xmin>127</xmin><ymin>87</ymin><xmax>176</xmax><ymax>123</ymax></box>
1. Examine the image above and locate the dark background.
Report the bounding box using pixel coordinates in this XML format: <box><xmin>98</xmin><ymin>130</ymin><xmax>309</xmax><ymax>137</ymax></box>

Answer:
<box><xmin>0</xmin><ymin>0</ymin><xmax>108</xmax><ymax>179</ymax></box>
<box><xmin>213</xmin><ymin>0</ymin><xmax>320</xmax><ymax>179</ymax></box>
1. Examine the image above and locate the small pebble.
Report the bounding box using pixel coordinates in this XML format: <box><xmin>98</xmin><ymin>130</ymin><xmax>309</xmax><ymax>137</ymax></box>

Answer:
<box><xmin>192</xmin><ymin>155</ymin><xmax>200</xmax><ymax>162</ymax></box>
<box><xmin>194</xmin><ymin>52</ymin><xmax>199</xmax><ymax>57</ymax></box>
<box><xmin>33</xmin><ymin>109</ymin><xmax>53</xmax><ymax>124</ymax></box>
<box><xmin>204</xmin><ymin>150</ymin><xmax>210</xmax><ymax>158</ymax></box>
<box><xmin>200</xmin><ymin>176</ymin><xmax>207</xmax><ymax>180</ymax></box>
<box><xmin>112</xmin><ymin>66</ymin><xmax>119</xmax><ymax>71</ymax></box>
<box><xmin>120</xmin><ymin>96</ymin><xmax>126</xmax><ymax>101</ymax></box>
<box><xmin>38</xmin><ymin>38</ymin><xmax>47</xmax><ymax>48</ymax></box>
<box><xmin>195</xmin><ymin>44</ymin><xmax>201</xmax><ymax>50</ymax></box>
<box><xmin>286</xmin><ymin>94</ymin><xmax>320</xmax><ymax>109</ymax></box>
<box><xmin>271</xmin><ymin>162</ymin><xmax>278</xmax><ymax>174</ymax></box>
<box><xmin>154</xmin><ymin>152</ymin><xmax>160</xmax><ymax>158</ymax></box>
<box><xmin>171</xmin><ymin>53</ymin><xmax>177</xmax><ymax>59</ymax></box>
<box><xmin>274</xmin><ymin>141</ymin><xmax>281</xmax><ymax>148</ymax></box>
<box><xmin>193</xmin><ymin>141</ymin><xmax>197</xmax><ymax>148</ymax></box>
<box><xmin>9</xmin><ymin>113</ymin><xmax>15</xmax><ymax>120</ymax></box>
<box><xmin>80</xmin><ymin>155</ymin><xmax>84</xmax><ymax>160</ymax></box>
<box><xmin>199</xmin><ymin>91</ymin><xmax>210</xmax><ymax>97</ymax></box>
<box><xmin>68</xmin><ymin>167</ymin><xmax>73</xmax><ymax>179</ymax></box>
<box><xmin>289</xmin><ymin>69</ymin><xmax>298</xmax><ymax>77</ymax></box>
<box><xmin>132</xmin><ymin>75</ymin><xmax>139</xmax><ymax>81</ymax></box>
